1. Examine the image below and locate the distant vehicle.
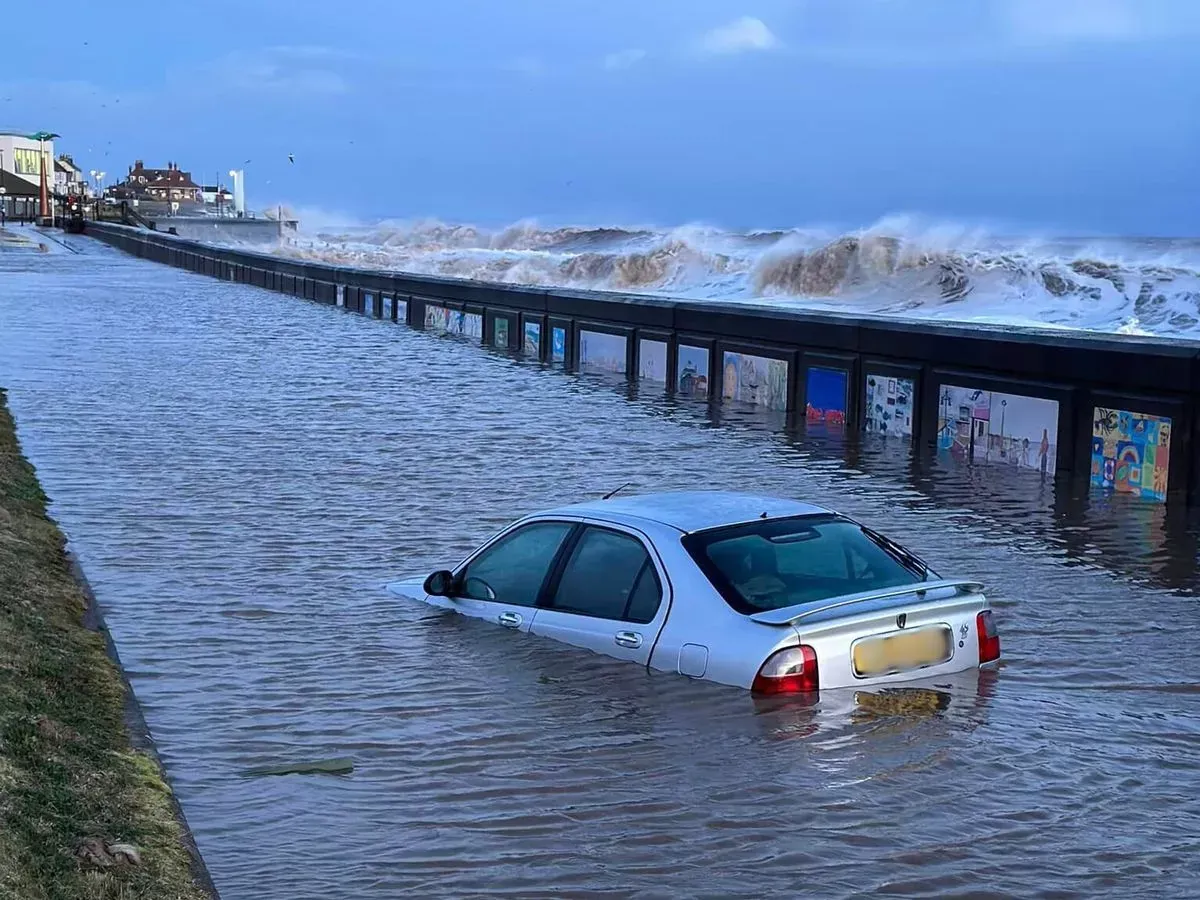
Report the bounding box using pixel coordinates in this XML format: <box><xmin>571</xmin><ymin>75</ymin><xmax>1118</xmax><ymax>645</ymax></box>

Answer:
<box><xmin>387</xmin><ymin>491</ymin><xmax>1000</xmax><ymax>694</ymax></box>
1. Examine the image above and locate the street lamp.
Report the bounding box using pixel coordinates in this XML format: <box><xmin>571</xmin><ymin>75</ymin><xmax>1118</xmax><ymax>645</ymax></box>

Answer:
<box><xmin>28</xmin><ymin>130</ymin><xmax>60</xmax><ymax>224</ymax></box>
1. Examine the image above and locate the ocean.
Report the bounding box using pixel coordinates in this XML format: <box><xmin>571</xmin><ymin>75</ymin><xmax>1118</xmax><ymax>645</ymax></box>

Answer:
<box><xmin>261</xmin><ymin>214</ymin><xmax>1200</xmax><ymax>339</ymax></box>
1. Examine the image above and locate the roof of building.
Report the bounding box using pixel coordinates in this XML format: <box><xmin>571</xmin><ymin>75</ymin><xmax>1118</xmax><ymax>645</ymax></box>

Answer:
<box><xmin>0</xmin><ymin>169</ymin><xmax>40</xmax><ymax>195</ymax></box>
<box><xmin>542</xmin><ymin>490</ymin><xmax>831</xmax><ymax>533</ymax></box>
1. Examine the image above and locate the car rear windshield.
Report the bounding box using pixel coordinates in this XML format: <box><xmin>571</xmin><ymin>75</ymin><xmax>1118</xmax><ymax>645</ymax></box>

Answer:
<box><xmin>682</xmin><ymin>514</ymin><xmax>927</xmax><ymax>615</ymax></box>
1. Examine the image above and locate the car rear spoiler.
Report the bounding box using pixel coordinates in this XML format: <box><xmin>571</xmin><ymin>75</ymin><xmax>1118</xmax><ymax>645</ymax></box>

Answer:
<box><xmin>748</xmin><ymin>579</ymin><xmax>985</xmax><ymax>626</ymax></box>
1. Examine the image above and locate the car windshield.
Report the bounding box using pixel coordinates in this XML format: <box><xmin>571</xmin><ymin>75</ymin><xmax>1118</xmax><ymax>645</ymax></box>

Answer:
<box><xmin>683</xmin><ymin>514</ymin><xmax>928</xmax><ymax>615</ymax></box>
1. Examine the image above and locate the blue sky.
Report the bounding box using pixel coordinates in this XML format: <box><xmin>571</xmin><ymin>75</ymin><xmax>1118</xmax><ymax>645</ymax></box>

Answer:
<box><xmin>4</xmin><ymin>0</ymin><xmax>1198</xmax><ymax>234</ymax></box>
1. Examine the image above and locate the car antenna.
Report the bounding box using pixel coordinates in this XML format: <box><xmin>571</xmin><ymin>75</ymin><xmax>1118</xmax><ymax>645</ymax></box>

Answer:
<box><xmin>602</xmin><ymin>482</ymin><xmax>633</xmax><ymax>500</ymax></box>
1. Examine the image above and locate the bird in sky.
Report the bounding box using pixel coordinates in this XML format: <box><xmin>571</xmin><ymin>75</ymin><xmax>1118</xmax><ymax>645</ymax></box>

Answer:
<box><xmin>288</xmin><ymin>154</ymin><xmax>294</xmax><ymax>164</ymax></box>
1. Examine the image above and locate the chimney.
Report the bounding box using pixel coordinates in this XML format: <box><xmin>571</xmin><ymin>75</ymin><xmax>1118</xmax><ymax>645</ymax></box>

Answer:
<box><xmin>135</xmin><ymin>159</ymin><xmax>143</xmax><ymax>169</ymax></box>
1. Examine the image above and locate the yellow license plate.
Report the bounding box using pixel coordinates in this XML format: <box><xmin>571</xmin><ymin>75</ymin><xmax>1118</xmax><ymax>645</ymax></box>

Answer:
<box><xmin>852</xmin><ymin>626</ymin><xmax>952</xmax><ymax>678</ymax></box>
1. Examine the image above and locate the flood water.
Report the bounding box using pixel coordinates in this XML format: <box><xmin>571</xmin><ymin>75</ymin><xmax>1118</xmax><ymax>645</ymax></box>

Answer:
<box><xmin>2</xmin><ymin>239</ymin><xmax>1199</xmax><ymax>899</ymax></box>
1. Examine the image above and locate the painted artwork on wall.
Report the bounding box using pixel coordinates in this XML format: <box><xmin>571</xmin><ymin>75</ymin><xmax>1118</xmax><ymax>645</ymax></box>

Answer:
<box><xmin>363</xmin><ymin>292</ymin><xmax>375</xmax><ymax>317</ymax></box>
<box><xmin>395</xmin><ymin>299</ymin><xmax>408</xmax><ymax>324</ymax></box>
<box><xmin>864</xmin><ymin>373</ymin><xmax>915</xmax><ymax>438</ymax></box>
<box><xmin>463</xmin><ymin>312</ymin><xmax>483</xmax><ymax>339</ymax></box>
<box><xmin>1091</xmin><ymin>407</ymin><xmax>1171</xmax><ymax>502</ymax></box>
<box><xmin>937</xmin><ymin>385</ymin><xmax>1059</xmax><ymax>476</ymax></box>
<box><xmin>336</xmin><ymin>285</ymin><xmax>345</xmax><ymax>308</ymax></box>
<box><xmin>806</xmin><ymin>367</ymin><xmax>848</xmax><ymax>429</ymax></box>
<box><xmin>382</xmin><ymin>295</ymin><xmax>394</xmax><ymax>320</ymax></box>
<box><xmin>638</xmin><ymin>340</ymin><xmax>668</xmax><ymax>383</ymax></box>
<box><xmin>551</xmin><ymin>327</ymin><xmax>566</xmax><ymax>363</ymax></box>
<box><xmin>579</xmin><ymin>330</ymin><xmax>627</xmax><ymax>374</ymax></box>
<box><xmin>494</xmin><ymin>317</ymin><xmax>510</xmax><ymax>348</ymax></box>
<box><xmin>722</xmin><ymin>352</ymin><xmax>789</xmax><ymax>411</ymax></box>
<box><xmin>524</xmin><ymin>321</ymin><xmax>542</xmax><ymax>356</ymax></box>
<box><xmin>424</xmin><ymin>304</ymin><xmax>447</xmax><ymax>331</ymax></box>
<box><xmin>676</xmin><ymin>345</ymin><xmax>710</xmax><ymax>398</ymax></box>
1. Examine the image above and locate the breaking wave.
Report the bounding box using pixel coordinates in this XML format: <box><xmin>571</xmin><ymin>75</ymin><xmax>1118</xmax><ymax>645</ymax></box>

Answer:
<box><xmin>258</xmin><ymin>215</ymin><xmax>1200</xmax><ymax>338</ymax></box>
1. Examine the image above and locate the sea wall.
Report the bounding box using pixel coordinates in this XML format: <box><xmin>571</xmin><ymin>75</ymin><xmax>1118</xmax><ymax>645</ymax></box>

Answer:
<box><xmin>84</xmin><ymin>221</ymin><xmax>1200</xmax><ymax>504</ymax></box>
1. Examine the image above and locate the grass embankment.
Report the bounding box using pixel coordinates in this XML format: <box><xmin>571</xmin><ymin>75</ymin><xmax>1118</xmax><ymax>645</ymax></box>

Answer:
<box><xmin>0</xmin><ymin>389</ymin><xmax>212</xmax><ymax>900</ymax></box>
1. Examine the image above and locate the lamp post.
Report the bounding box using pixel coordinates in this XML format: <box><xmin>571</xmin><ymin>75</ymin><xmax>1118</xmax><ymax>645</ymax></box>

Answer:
<box><xmin>29</xmin><ymin>130</ymin><xmax>59</xmax><ymax>224</ymax></box>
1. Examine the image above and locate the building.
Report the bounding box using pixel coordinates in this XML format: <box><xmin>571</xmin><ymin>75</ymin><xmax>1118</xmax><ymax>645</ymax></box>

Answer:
<box><xmin>113</xmin><ymin>160</ymin><xmax>202</xmax><ymax>204</ymax></box>
<box><xmin>200</xmin><ymin>183</ymin><xmax>234</xmax><ymax>207</ymax></box>
<box><xmin>0</xmin><ymin>131</ymin><xmax>55</xmax><ymax>191</ymax></box>
<box><xmin>54</xmin><ymin>154</ymin><xmax>86</xmax><ymax>195</ymax></box>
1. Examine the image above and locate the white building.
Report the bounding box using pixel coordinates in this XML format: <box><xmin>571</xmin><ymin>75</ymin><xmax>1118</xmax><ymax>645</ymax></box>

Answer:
<box><xmin>0</xmin><ymin>132</ymin><xmax>55</xmax><ymax>191</ymax></box>
<box><xmin>54</xmin><ymin>154</ymin><xmax>85</xmax><ymax>195</ymax></box>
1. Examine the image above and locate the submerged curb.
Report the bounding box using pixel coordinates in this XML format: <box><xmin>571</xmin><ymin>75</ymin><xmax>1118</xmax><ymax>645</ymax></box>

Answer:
<box><xmin>68</xmin><ymin>551</ymin><xmax>222</xmax><ymax>900</ymax></box>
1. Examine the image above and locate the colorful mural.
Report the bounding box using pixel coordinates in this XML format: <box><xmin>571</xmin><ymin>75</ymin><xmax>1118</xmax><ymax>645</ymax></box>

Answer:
<box><xmin>463</xmin><ymin>313</ymin><xmax>483</xmax><ymax>339</ymax></box>
<box><xmin>722</xmin><ymin>352</ymin><xmax>789</xmax><ymax>411</ymax></box>
<box><xmin>382</xmin><ymin>295</ymin><xmax>394</xmax><ymax>320</ymax></box>
<box><xmin>424</xmin><ymin>305</ymin><xmax>482</xmax><ymax>339</ymax></box>
<box><xmin>524</xmin><ymin>321</ymin><xmax>542</xmax><ymax>356</ymax></box>
<box><xmin>937</xmin><ymin>385</ymin><xmax>1059</xmax><ymax>476</ymax></box>
<box><xmin>806</xmin><ymin>367</ymin><xmax>848</xmax><ymax>429</ymax></box>
<box><xmin>395</xmin><ymin>299</ymin><xmax>408</xmax><ymax>324</ymax></box>
<box><xmin>579</xmin><ymin>330</ymin><xmax>627</xmax><ymax>374</ymax></box>
<box><xmin>1091</xmin><ymin>407</ymin><xmax>1171</xmax><ymax>502</ymax></box>
<box><xmin>676</xmin><ymin>345</ymin><xmax>710</xmax><ymax>398</ymax></box>
<box><xmin>551</xmin><ymin>327</ymin><xmax>566</xmax><ymax>363</ymax></box>
<box><xmin>363</xmin><ymin>292</ymin><xmax>375</xmax><ymax>317</ymax></box>
<box><xmin>639</xmin><ymin>339</ymin><xmax>667</xmax><ymax>383</ymax></box>
<box><xmin>494</xmin><ymin>317</ymin><xmax>510</xmax><ymax>348</ymax></box>
<box><xmin>864</xmin><ymin>373</ymin><xmax>915</xmax><ymax>438</ymax></box>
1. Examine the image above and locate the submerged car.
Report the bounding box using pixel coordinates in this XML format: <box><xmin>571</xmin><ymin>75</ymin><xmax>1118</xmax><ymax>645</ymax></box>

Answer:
<box><xmin>386</xmin><ymin>491</ymin><xmax>1000</xmax><ymax>694</ymax></box>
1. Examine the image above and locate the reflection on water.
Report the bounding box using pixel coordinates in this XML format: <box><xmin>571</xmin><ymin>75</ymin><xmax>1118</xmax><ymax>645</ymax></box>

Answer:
<box><xmin>1</xmin><ymin>243</ymin><xmax>1198</xmax><ymax>899</ymax></box>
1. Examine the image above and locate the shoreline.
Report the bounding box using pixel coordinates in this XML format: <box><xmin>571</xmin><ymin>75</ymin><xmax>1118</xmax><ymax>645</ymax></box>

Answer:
<box><xmin>0</xmin><ymin>387</ymin><xmax>218</xmax><ymax>900</ymax></box>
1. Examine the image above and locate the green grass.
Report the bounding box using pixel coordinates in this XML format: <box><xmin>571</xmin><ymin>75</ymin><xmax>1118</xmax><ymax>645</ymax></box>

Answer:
<box><xmin>0</xmin><ymin>388</ymin><xmax>212</xmax><ymax>900</ymax></box>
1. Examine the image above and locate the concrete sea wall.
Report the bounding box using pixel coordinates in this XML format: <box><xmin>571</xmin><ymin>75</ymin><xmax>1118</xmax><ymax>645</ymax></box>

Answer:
<box><xmin>84</xmin><ymin>221</ymin><xmax>1200</xmax><ymax>505</ymax></box>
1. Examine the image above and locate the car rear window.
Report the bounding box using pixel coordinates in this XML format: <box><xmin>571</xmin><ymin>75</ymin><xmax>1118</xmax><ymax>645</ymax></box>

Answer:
<box><xmin>683</xmin><ymin>514</ymin><xmax>925</xmax><ymax>615</ymax></box>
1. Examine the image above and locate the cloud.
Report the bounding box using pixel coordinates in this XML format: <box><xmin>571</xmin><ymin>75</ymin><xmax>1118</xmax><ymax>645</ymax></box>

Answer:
<box><xmin>603</xmin><ymin>48</ymin><xmax>647</xmax><ymax>70</ymax></box>
<box><xmin>1000</xmin><ymin>0</ymin><xmax>1200</xmax><ymax>44</ymax></box>
<box><xmin>199</xmin><ymin>47</ymin><xmax>349</xmax><ymax>96</ymax></box>
<box><xmin>696</xmin><ymin>17</ymin><xmax>780</xmax><ymax>56</ymax></box>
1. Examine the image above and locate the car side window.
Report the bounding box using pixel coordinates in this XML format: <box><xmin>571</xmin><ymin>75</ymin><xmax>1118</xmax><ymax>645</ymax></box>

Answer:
<box><xmin>458</xmin><ymin>521</ymin><xmax>573</xmax><ymax>607</ymax></box>
<box><xmin>550</xmin><ymin>526</ymin><xmax>660</xmax><ymax>621</ymax></box>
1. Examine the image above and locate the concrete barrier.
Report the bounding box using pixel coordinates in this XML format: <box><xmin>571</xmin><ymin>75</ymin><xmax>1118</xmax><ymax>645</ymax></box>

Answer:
<box><xmin>83</xmin><ymin>220</ymin><xmax>1200</xmax><ymax>505</ymax></box>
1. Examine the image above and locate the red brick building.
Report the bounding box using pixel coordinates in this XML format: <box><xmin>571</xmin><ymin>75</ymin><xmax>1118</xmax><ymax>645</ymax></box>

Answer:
<box><xmin>113</xmin><ymin>160</ymin><xmax>202</xmax><ymax>203</ymax></box>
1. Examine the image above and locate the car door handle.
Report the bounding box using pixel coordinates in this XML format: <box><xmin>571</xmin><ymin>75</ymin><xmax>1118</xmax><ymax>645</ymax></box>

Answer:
<box><xmin>614</xmin><ymin>631</ymin><xmax>642</xmax><ymax>649</ymax></box>
<box><xmin>498</xmin><ymin>611</ymin><xmax>522</xmax><ymax>628</ymax></box>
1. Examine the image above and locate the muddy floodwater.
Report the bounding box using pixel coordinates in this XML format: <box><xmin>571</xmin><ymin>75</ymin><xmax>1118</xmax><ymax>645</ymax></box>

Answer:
<box><xmin>2</xmin><ymin>240</ymin><xmax>1198</xmax><ymax>899</ymax></box>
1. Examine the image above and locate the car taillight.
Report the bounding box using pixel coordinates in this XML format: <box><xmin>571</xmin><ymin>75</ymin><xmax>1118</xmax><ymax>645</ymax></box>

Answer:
<box><xmin>977</xmin><ymin>610</ymin><xmax>1000</xmax><ymax>664</ymax></box>
<box><xmin>752</xmin><ymin>645</ymin><xmax>819</xmax><ymax>694</ymax></box>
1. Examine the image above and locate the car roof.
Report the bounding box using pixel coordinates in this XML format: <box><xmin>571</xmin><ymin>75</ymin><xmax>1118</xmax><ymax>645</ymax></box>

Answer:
<box><xmin>540</xmin><ymin>490</ymin><xmax>831</xmax><ymax>534</ymax></box>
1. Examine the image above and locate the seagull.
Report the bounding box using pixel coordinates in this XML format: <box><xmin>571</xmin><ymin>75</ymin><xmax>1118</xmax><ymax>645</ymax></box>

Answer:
<box><xmin>288</xmin><ymin>154</ymin><xmax>294</xmax><ymax>164</ymax></box>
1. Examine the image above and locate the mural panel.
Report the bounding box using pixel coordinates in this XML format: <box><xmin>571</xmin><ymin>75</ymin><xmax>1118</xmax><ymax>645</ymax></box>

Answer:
<box><xmin>494</xmin><ymin>317</ymin><xmax>510</xmax><ymax>348</ymax></box>
<box><xmin>937</xmin><ymin>385</ymin><xmax>1058</xmax><ymax>476</ymax></box>
<box><xmin>579</xmin><ymin>330</ymin><xmax>627</xmax><ymax>374</ymax></box>
<box><xmin>524</xmin><ymin>321</ymin><xmax>542</xmax><ymax>356</ymax></box>
<box><xmin>639</xmin><ymin>340</ymin><xmax>667</xmax><ymax>383</ymax></box>
<box><xmin>363</xmin><ymin>292</ymin><xmax>375</xmax><ymax>317</ymax></box>
<box><xmin>382</xmin><ymin>295</ymin><xmax>394</xmax><ymax>320</ymax></box>
<box><xmin>806</xmin><ymin>367</ymin><xmax>848</xmax><ymax>429</ymax></box>
<box><xmin>551</xmin><ymin>327</ymin><xmax>567</xmax><ymax>363</ymax></box>
<box><xmin>864</xmin><ymin>373</ymin><xmax>915</xmax><ymax>438</ymax></box>
<box><xmin>336</xmin><ymin>285</ymin><xmax>345</xmax><ymax>308</ymax></box>
<box><xmin>722</xmin><ymin>352</ymin><xmax>789</xmax><ymax>411</ymax></box>
<box><xmin>676</xmin><ymin>345</ymin><xmax>710</xmax><ymax>398</ymax></box>
<box><xmin>395</xmin><ymin>299</ymin><xmax>408</xmax><ymax>324</ymax></box>
<box><xmin>1091</xmin><ymin>407</ymin><xmax>1171</xmax><ymax>502</ymax></box>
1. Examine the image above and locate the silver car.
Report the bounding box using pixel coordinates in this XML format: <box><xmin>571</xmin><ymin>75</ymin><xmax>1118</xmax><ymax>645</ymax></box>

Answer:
<box><xmin>387</xmin><ymin>491</ymin><xmax>1001</xmax><ymax>693</ymax></box>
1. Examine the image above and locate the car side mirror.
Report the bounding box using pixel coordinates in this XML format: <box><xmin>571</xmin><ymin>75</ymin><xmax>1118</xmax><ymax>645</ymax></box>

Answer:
<box><xmin>423</xmin><ymin>570</ymin><xmax>456</xmax><ymax>597</ymax></box>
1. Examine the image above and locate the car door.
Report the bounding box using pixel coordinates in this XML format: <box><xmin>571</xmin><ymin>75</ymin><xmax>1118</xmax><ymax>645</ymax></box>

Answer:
<box><xmin>530</xmin><ymin>522</ymin><xmax>669</xmax><ymax>665</ymax></box>
<box><xmin>440</xmin><ymin>519</ymin><xmax>575</xmax><ymax>632</ymax></box>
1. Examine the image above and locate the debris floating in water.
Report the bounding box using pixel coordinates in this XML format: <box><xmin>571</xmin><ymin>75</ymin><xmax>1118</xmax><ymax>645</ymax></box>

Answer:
<box><xmin>242</xmin><ymin>757</ymin><xmax>354</xmax><ymax>777</ymax></box>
